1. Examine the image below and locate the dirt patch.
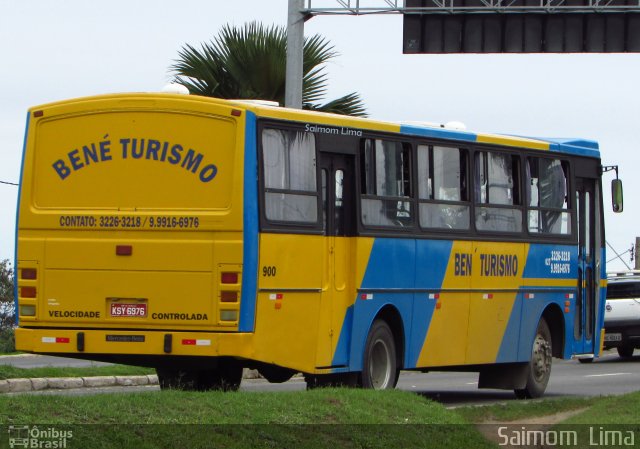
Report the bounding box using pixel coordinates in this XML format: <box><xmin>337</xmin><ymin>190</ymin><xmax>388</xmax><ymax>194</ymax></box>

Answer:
<box><xmin>477</xmin><ymin>408</ymin><xmax>589</xmax><ymax>448</ymax></box>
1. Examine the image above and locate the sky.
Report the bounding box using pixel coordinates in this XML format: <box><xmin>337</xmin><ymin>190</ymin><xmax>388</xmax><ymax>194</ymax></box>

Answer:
<box><xmin>1</xmin><ymin>0</ymin><xmax>639</xmax><ymax>271</ymax></box>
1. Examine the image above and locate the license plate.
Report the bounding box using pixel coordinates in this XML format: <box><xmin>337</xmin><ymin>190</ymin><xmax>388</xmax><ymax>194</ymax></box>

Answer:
<box><xmin>110</xmin><ymin>303</ymin><xmax>147</xmax><ymax>318</ymax></box>
<box><xmin>604</xmin><ymin>333</ymin><xmax>622</xmax><ymax>342</ymax></box>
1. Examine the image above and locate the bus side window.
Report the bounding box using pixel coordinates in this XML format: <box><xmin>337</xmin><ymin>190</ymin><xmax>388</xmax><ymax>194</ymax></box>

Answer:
<box><xmin>526</xmin><ymin>157</ymin><xmax>571</xmax><ymax>235</ymax></box>
<box><xmin>360</xmin><ymin>139</ymin><xmax>414</xmax><ymax>228</ymax></box>
<box><xmin>417</xmin><ymin>145</ymin><xmax>470</xmax><ymax>230</ymax></box>
<box><xmin>474</xmin><ymin>151</ymin><xmax>522</xmax><ymax>233</ymax></box>
<box><xmin>262</xmin><ymin>128</ymin><xmax>318</xmax><ymax>224</ymax></box>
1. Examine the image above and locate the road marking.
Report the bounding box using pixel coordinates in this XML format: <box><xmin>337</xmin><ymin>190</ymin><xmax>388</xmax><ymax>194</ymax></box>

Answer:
<box><xmin>584</xmin><ymin>373</ymin><xmax>631</xmax><ymax>378</ymax></box>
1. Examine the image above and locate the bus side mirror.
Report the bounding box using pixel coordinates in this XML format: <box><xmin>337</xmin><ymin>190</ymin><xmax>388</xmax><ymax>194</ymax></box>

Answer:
<box><xmin>612</xmin><ymin>178</ymin><xmax>623</xmax><ymax>213</ymax></box>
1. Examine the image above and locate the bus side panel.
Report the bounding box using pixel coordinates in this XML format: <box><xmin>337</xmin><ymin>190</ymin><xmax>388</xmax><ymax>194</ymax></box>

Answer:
<box><xmin>466</xmin><ymin>242</ymin><xmax>525</xmax><ymax>365</ymax></box>
<box><xmin>520</xmin><ymin>243</ymin><xmax>579</xmax><ymax>360</ymax></box>
<box><xmin>348</xmin><ymin>238</ymin><xmax>416</xmax><ymax>372</ymax></box>
<box><xmin>330</xmin><ymin>237</ymin><xmax>375</xmax><ymax>369</ymax></box>
<box><xmin>413</xmin><ymin>239</ymin><xmax>463</xmax><ymax>367</ymax></box>
<box><xmin>253</xmin><ymin>233</ymin><xmax>324</xmax><ymax>372</ymax></box>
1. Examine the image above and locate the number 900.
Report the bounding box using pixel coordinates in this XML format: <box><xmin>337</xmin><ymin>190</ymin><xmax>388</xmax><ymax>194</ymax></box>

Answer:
<box><xmin>262</xmin><ymin>266</ymin><xmax>277</xmax><ymax>277</ymax></box>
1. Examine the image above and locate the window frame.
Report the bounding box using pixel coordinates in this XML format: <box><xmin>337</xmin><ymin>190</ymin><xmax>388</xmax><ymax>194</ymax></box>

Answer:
<box><xmin>416</xmin><ymin>143</ymin><xmax>471</xmax><ymax>233</ymax></box>
<box><xmin>472</xmin><ymin>148</ymin><xmax>525</xmax><ymax>235</ymax></box>
<box><xmin>359</xmin><ymin>137</ymin><xmax>417</xmax><ymax>231</ymax></box>
<box><xmin>257</xmin><ymin>123</ymin><xmax>323</xmax><ymax>234</ymax></box>
<box><xmin>525</xmin><ymin>155</ymin><xmax>572</xmax><ymax>237</ymax></box>
<box><xmin>256</xmin><ymin>118</ymin><xmax>580</xmax><ymax>243</ymax></box>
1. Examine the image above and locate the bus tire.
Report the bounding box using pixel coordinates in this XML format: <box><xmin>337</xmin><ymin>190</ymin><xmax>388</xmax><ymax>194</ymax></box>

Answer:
<box><xmin>258</xmin><ymin>365</ymin><xmax>296</xmax><ymax>384</ymax></box>
<box><xmin>515</xmin><ymin>318</ymin><xmax>552</xmax><ymax>399</ymax></box>
<box><xmin>617</xmin><ymin>346</ymin><xmax>634</xmax><ymax>358</ymax></box>
<box><xmin>361</xmin><ymin>319</ymin><xmax>398</xmax><ymax>390</ymax></box>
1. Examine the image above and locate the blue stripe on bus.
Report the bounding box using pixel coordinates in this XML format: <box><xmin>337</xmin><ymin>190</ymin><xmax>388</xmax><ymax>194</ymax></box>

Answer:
<box><xmin>239</xmin><ymin>111</ymin><xmax>258</xmax><ymax>332</ymax></box>
<box><xmin>342</xmin><ymin>238</ymin><xmax>451</xmax><ymax>371</ymax></box>
<box><xmin>522</xmin><ymin>244</ymin><xmax>578</xmax><ymax>279</ymax></box>
<box><xmin>13</xmin><ymin>111</ymin><xmax>30</xmax><ymax>326</ymax></box>
<box><xmin>495</xmin><ymin>294</ymin><xmax>524</xmax><ymax>363</ymax></box>
<box><xmin>410</xmin><ymin>239</ymin><xmax>452</xmax><ymax>367</ymax></box>
<box><xmin>400</xmin><ymin>124</ymin><xmax>477</xmax><ymax>143</ymax></box>
<box><xmin>548</xmin><ymin>142</ymin><xmax>600</xmax><ymax>158</ymax></box>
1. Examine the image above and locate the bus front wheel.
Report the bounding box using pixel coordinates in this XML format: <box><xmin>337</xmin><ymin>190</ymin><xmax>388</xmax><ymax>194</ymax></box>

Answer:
<box><xmin>361</xmin><ymin>320</ymin><xmax>398</xmax><ymax>390</ymax></box>
<box><xmin>515</xmin><ymin>318</ymin><xmax>552</xmax><ymax>399</ymax></box>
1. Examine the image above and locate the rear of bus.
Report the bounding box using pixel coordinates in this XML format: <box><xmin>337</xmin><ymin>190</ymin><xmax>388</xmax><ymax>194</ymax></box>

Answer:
<box><xmin>14</xmin><ymin>93</ymin><xmax>254</xmax><ymax>387</ymax></box>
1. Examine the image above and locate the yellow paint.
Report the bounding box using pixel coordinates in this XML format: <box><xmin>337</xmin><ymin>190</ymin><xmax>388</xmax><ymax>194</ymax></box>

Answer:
<box><xmin>477</xmin><ymin>133</ymin><xmax>550</xmax><ymax>151</ymax></box>
<box><xmin>419</xmin><ymin>241</ymin><xmax>471</xmax><ymax>366</ymax></box>
<box><xmin>16</xmin><ymin>327</ymin><xmax>256</xmax><ymax>359</ymax></box>
<box><xmin>253</xmin><ymin>234</ymin><xmax>375</xmax><ymax>372</ymax></box>
<box><xmin>17</xmin><ymin>94</ymin><xmax>246</xmax><ymax>342</ymax></box>
<box><xmin>254</xmin><ymin>234</ymin><xmax>324</xmax><ymax>372</ymax></box>
<box><xmin>466</xmin><ymin>242</ymin><xmax>526</xmax><ymax>364</ymax></box>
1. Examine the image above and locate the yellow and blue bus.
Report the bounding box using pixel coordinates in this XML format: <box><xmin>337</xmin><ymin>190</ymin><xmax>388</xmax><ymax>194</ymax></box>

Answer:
<box><xmin>14</xmin><ymin>92</ymin><xmax>618</xmax><ymax>397</ymax></box>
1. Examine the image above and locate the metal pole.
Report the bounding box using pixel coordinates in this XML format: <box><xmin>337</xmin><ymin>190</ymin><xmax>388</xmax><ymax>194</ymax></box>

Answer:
<box><xmin>635</xmin><ymin>237</ymin><xmax>640</xmax><ymax>270</ymax></box>
<box><xmin>285</xmin><ymin>0</ymin><xmax>305</xmax><ymax>109</ymax></box>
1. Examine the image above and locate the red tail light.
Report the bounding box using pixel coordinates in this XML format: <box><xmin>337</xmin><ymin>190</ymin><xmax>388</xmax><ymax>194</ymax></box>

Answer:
<box><xmin>221</xmin><ymin>272</ymin><xmax>238</xmax><ymax>284</ymax></box>
<box><xmin>220</xmin><ymin>291</ymin><xmax>238</xmax><ymax>302</ymax></box>
<box><xmin>21</xmin><ymin>268</ymin><xmax>37</xmax><ymax>280</ymax></box>
<box><xmin>22</xmin><ymin>286</ymin><xmax>36</xmax><ymax>298</ymax></box>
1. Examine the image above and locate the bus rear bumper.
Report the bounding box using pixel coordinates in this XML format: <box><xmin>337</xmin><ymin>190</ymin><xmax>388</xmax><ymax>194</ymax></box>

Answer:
<box><xmin>15</xmin><ymin>327</ymin><xmax>255</xmax><ymax>359</ymax></box>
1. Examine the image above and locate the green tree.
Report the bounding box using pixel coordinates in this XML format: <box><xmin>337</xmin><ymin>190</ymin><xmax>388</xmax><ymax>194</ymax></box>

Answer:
<box><xmin>0</xmin><ymin>259</ymin><xmax>15</xmax><ymax>353</ymax></box>
<box><xmin>171</xmin><ymin>22</ymin><xmax>366</xmax><ymax>116</ymax></box>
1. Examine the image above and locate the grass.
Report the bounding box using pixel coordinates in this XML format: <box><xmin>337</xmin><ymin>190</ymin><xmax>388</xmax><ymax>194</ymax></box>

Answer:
<box><xmin>561</xmin><ymin>390</ymin><xmax>640</xmax><ymax>425</ymax></box>
<box><xmin>0</xmin><ymin>364</ymin><xmax>154</xmax><ymax>380</ymax></box>
<box><xmin>0</xmin><ymin>385</ymin><xmax>639</xmax><ymax>448</ymax></box>
<box><xmin>457</xmin><ymin>396</ymin><xmax>598</xmax><ymax>423</ymax></box>
<box><xmin>0</xmin><ymin>389</ymin><xmax>495</xmax><ymax>449</ymax></box>
<box><xmin>1</xmin><ymin>360</ymin><xmax>639</xmax><ymax>449</ymax></box>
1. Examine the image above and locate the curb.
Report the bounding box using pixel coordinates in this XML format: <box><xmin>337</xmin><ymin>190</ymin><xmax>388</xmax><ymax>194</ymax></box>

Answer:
<box><xmin>0</xmin><ymin>369</ymin><xmax>265</xmax><ymax>394</ymax></box>
<box><xmin>0</xmin><ymin>375</ymin><xmax>159</xmax><ymax>393</ymax></box>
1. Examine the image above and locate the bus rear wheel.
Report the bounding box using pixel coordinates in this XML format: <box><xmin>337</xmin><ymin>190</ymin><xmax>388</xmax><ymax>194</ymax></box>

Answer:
<box><xmin>515</xmin><ymin>318</ymin><xmax>552</xmax><ymax>399</ymax></box>
<box><xmin>361</xmin><ymin>320</ymin><xmax>398</xmax><ymax>390</ymax></box>
<box><xmin>617</xmin><ymin>346</ymin><xmax>635</xmax><ymax>358</ymax></box>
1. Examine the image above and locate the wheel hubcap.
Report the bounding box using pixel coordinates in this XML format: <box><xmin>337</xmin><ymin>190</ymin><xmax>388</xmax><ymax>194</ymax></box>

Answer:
<box><xmin>370</xmin><ymin>338</ymin><xmax>391</xmax><ymax>389</ymax></box>
<box><xmin>532</xmin><ymin>334</ymin><xmax>552</xmax><ymax>382</ymax></box>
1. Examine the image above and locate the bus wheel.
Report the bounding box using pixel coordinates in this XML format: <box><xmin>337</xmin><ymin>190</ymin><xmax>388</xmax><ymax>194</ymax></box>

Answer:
<box><xmin>617</xmin><ymin>346</ymin><xmax>635</xmax><ymax>358</ymax></box>
<box><xmin>361</xmin><ymin>320</ymin><xmax>398</xmax><ymax>390</ymax></box>
<box><xmin>515</xmin><ymin>318</ymin><xmax>552</xmax><ymax>399</ymax></box>
<box><xmin>258</xmin><ymin>365</ymin><xmax>296</xmax><ymax>384</ymax></box>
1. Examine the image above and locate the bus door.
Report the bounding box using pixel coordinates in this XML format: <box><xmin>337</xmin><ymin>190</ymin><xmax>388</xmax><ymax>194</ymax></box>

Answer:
<box><xmin>318</xmin><ymin>151</ymin><xmax>356</xmax><ymax>366</ymax></box>
<box><xmin>575</xmin><ymin>177</ymin><xmax>597</xmax><ymax>355</ymax></box>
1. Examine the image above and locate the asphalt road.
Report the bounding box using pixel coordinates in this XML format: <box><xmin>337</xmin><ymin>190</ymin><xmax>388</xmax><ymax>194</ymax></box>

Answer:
<box><xmin>3</xmin><ymin>350</ymin><xmax>639</xmax><ymax>404</ymax></box>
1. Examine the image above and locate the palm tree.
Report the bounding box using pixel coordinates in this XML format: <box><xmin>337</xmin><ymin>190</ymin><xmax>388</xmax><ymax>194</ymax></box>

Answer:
<box><xmin>170</xmin><ymin>22</ymin><xmax>366</xmax><ymax>116</ymax></box>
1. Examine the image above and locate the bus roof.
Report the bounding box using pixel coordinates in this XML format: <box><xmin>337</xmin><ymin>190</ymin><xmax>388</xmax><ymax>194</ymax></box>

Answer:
<box><xmin>29</xmin><ymin>93</ymin><xmax>601</xmax><ymax>158</ymax></box>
